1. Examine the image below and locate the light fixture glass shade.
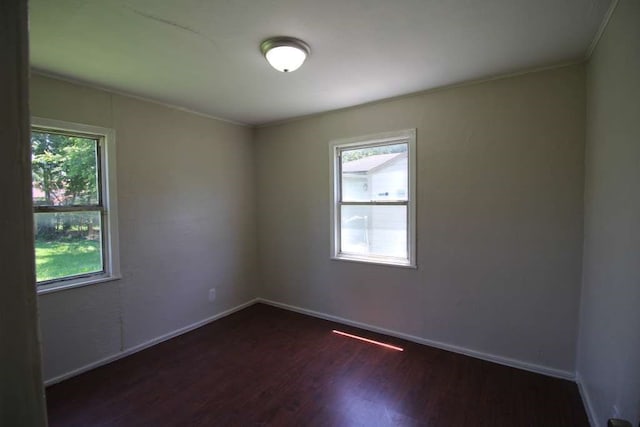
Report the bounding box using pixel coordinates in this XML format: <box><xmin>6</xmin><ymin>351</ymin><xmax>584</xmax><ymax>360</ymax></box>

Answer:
<box><xmin>260</xmin><ymin>37</ymin><xmax>310</xmax><ymax>72</ymax></box>
<box><xmin>265</xmin><ymin>46</ymin><xmax>306</xmax><ymax>72</ymax></box>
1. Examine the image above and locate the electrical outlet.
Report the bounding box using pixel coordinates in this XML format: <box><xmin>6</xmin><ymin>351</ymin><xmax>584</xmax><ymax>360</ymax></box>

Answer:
<box><xmin>208</xmin><ymin>288</ymin><xmax>216</xmax><ymax>302</ymax></box>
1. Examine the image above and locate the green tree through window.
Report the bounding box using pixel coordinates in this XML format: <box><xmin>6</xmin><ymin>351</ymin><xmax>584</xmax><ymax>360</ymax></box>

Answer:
<box><xmin>31</xmin><ymin>130</ymin><xmax>103</xmax><ymax>282</ymax></box>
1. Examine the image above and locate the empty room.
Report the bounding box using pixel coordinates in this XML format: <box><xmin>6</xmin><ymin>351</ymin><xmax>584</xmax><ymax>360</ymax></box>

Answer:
<box><xmin>1</xmin><ymin>0</ymin><xmax>639</xmax><ymax>426</ymax></box>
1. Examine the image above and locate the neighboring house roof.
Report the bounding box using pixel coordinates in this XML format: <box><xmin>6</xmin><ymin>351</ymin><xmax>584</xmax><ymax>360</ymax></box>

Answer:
<box><xmin>342</xmin><ymin>152</ymin><xmax>406</xmax><ymax>173</ymax></box>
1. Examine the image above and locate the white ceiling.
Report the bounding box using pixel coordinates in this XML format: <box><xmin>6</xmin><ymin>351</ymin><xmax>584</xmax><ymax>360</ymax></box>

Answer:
<box><xmin>30</xmin><ymin>0</ymin><xmax>612</xmax><ymax>125</ymax></box>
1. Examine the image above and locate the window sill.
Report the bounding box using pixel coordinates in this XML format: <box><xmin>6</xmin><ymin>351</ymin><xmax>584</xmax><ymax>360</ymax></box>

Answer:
<box><xmin>37</xmin><ymin>274</ymin><xmax>121</xmax><ymax>295</ymax></box>
<box><xmin>331</xmin><ymin>254</ymin><xmax>417</xmax><ymax>269</ymax></box>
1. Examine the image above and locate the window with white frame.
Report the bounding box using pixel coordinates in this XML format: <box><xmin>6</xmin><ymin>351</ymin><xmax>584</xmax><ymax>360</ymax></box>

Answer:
<box><xmin>31</xmin><ymin>117</ymin><xmax>120</xmax><ymax>293</ymax></box>
<box><xmin>330</xmin><ymin>129</ymin><xmax>416</xmax><ymax>267</ymax></box>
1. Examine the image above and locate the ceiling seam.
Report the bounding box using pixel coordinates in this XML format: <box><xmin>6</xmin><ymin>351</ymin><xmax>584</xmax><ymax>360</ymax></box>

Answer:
<box><xmin>584</xmin><ymin>0</ymin><xmax>619</xmax><ymax>60</ymax></box>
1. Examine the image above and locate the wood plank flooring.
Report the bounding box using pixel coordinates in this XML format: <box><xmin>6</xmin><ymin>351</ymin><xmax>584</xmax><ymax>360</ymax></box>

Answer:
<box><xmin>46</xmin><ymin>303</ymin><xmax>588</xmax><ymax>426</ymax></box>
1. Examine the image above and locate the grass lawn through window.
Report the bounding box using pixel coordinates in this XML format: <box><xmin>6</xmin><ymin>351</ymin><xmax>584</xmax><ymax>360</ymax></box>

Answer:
<box><xmin>35</xmin><ymin>239</ymin><xmax>102</xmax><ymax>282</ymax></box>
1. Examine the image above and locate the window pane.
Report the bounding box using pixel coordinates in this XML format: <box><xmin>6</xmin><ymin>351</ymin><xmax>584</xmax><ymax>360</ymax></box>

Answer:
<box><xmin>31</xmin><ymin>131</ymin><xmax>100</xmax><ymax>206</ymax></box>
<box><xmin>340</xmin><ymin>205</ymin><xmax>407</xmax><ymax>259</ymax></box>
<box><xmin>34</xmin><ymin>211</ymin><xmax>103</xmax><ymax>282</ymax></box>
<box><xmin>341</xmin><ymin>143</ymin><xmax>407</xmax><ymax>202</ymax></box>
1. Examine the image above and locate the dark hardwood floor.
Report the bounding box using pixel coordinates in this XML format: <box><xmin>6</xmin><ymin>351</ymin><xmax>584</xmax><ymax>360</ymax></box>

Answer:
<box><xmin>46</xmin><ymin>303</ymin><xmax>588</xmax><ymax>426</ymax></box>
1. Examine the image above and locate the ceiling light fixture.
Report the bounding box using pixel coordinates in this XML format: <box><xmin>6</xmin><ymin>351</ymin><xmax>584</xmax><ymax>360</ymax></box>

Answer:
<box><xmin>260</xmin><ymin>36</ymin><xmax>310</xmax><ymax>73</ymax></box>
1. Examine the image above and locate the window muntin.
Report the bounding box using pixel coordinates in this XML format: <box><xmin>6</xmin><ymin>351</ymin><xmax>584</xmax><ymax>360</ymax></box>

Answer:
<box><xmin>31</xmin><ymin>118</ymin><xmax>120</xmax><ymax>292</ymax></box>
<box><xmin>330</xmin><ymin>129</ymin><xmax>416</xmax><ymax>267</ymax></box>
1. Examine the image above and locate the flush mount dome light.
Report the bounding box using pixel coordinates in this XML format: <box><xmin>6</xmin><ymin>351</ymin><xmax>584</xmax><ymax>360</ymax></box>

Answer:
<box><xmin>260</xmin><ymin>36</ymin><xmax>310</xmax><ymax>72</ymax></box>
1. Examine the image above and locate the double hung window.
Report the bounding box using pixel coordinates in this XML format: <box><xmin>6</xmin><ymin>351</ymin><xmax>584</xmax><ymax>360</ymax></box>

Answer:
<box><xmin>330</xmin><ymin>129</ymin><xmax>416</xmax><ymax>267</ymax></box>
<box><xmin>31</xmin><ymin>118</ymin><xmax>120</xmax><ymax>293</ymax></box>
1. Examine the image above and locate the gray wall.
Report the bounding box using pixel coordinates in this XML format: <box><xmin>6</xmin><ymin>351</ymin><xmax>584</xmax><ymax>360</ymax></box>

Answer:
<box><xmin>254</xmin><ymin>65</ymin><xmax>586</xmax><ymax>375</ymax></box>
<box><xmin>31</xmin><ymin>74</ymin><xmax>258</xmax><ymax>382</ymax></box>
<box><xmin>577</xmin><ymin>0</ymin><xmax>640</xmax><ymax>425</ymax></box>
<box><xmin>0</xmin><ymin>0</ymin><xmax>47</xmax><ymax>425</ymax></box>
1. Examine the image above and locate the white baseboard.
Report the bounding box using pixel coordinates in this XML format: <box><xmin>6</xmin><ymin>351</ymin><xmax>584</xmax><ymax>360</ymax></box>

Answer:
<box><xmin>44</xmin><ymin>298</ymin><xmax>259</xmax><ymax>386</ymax></box>
<box><xmin>257</xmin><ymin>298</ymin><xmax>575</xmax><ymax>381</ymax></box>
<box><xmin>44</xmin><ymin>296</ymin><xmax>577</xmax><ymax>388</ymax></box>
<box><xmin>576</xmin><ymin>372</ymin><xmax>597</xmax><ymax>427</ymax></box>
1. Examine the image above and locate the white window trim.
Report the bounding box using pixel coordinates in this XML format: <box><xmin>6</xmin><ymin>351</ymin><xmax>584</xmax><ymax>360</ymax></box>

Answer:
<box><xmin>329</xmin><ymin>128</ymin><xmax>417</xmax><ymax>268</ymax></box>
<box><xmin>32</xmin><ymin>117</ymin><xmax>121</xmax><ymax>294</ymax></box>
